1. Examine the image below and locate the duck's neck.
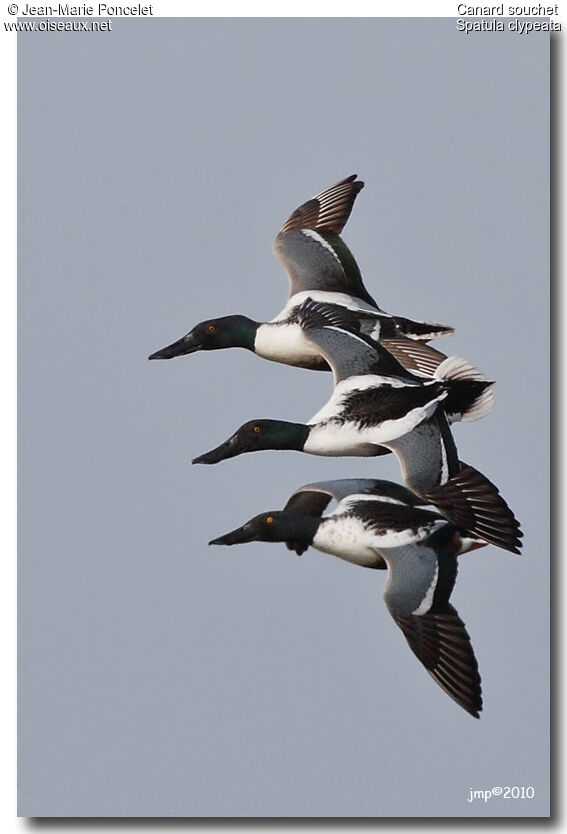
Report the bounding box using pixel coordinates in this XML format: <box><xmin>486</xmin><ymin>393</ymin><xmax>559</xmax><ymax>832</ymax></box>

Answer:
<box><xmin>264</xmin><ymin>421</ymin><xmax>311</xmax><ymax>452</ymax></box>
<box><xmin>278</xmin><ymin>513</ymin><xmax>321</xmax><ymax>553</ymax></box>
<box><xmin>226</xmin><ymin>315</ymin><xmax>260</xmax><ymax>350</ymax></box>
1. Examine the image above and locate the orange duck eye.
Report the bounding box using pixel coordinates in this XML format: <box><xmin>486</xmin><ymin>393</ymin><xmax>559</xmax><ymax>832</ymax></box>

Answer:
<box><xmin>207</xmin><ymin>325</ymin><xmax>216</xmax><ymax>334</ymax></box>
<box><xmin>253</xmin><ymin>426</ymin><xmax>261</xmax><ymax>434</ymax></box>
<box><xmin>266</xmin><ymin>516</ymin><xmax>274</xmax><ymax>524</ymax></box>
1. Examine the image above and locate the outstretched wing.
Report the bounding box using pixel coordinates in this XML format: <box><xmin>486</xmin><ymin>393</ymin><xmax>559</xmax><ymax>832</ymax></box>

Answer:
<box><xmin>387</xmin><ymin>412</ymin><xmax>460</xmax><ymax>496</ymax></box>
<box><xmin>272</xmin><ymin>175</ymin><xmax>379</xmax><ymax>306</ymax></box>
<box><xmin>284</xmin><ymin>479</ymin><xmax>428</xmax><ymax>516</ymax></box>
<box><xmin>379</xmin><ymin>336</ymin><xmax>448</xmax><ymax>378</ymax></box>
<box><xmin>283</xmin><ymin>487</ymin><xmax>334</xmax><ymax>518</ymax></box>
<box><xmin>427</xmin><ymin>462</ymin><xmax>523</xmax><ymax>555</ymax></box>
<box><xmin>382</xmin><ymin>530</ymin><xmax>482</xmax><ymax>718</ymax></box>
<box><xmin>278</xmin><ymin>175</ymin><xmax>364</xmax><ymax>237</ymax></box>
<box><xmin>395</xmin><ymin>604</ymin><xmax>482</xmax><ymax>719</ymax></box>
<box><xmin>296</xmin><ymin>298</ymin><xmax>413</xmax><ymax>384</ymax></box>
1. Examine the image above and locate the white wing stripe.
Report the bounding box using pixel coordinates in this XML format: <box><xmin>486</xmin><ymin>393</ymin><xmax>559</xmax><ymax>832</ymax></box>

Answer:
<box><xmin>301</xmin><ymin>229</ymin><xmax>343</xmax><ymax>266</ymax></box>
<box><xmin>412</xmin><ymin>561</ymin><xmax>439</xmax><ymax>615</ymax></box>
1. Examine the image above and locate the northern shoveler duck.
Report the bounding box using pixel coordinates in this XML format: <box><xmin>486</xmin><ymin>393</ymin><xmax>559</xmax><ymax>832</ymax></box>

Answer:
<box><xmin>194</xmin><ymin>299</ymin><xmax>522</xmax><ymax>554</ymax></box>
<box><xmin>149</xmin><ymin>175</ymin><xmax>452</xmax><ymax>378</ymax></box>
<box><xmin>210</xmin><ymin>478</ymin><xmax>486</xmax><ymax>718</ymax></box>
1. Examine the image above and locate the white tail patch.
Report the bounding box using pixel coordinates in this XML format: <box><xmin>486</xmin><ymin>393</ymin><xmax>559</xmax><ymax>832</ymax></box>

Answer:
<box><xmin>459</xmin><ymin>386</ymin><xmax>494</xmax><ymax>422</ymax></box>
<box><xmin>457</xmin><ymin>537</ymin><xmax>488</xmax><ymax>555</ymax></box>
<box><xmin>434</xmin><ymin>355</ymin><xmax>487</xmax><ymax>383</ymax></box>
<box><xmin>434</xmin><ymin>355</ymin><xmax>495</xmax><ymax>423</ymax></box>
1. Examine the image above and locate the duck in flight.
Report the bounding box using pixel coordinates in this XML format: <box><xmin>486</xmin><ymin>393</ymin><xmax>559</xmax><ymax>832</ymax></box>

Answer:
<box><xmin>149</xmin><ymin>175</ymin><xmax>452</xmax><ymax>378</ymax></box>
<box><xmin>194</xmin><ymin>299</ymin><xmax>522</xmax><ymax>554</ymax></box>
<box><xmin>210</xmin><ymin>478</ymin><xmax>485</xmax><ymax>718</ymax></box>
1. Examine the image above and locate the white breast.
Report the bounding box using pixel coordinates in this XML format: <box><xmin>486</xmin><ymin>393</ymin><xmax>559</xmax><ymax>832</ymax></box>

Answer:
<box><xmin>313</xmin><ymin>516</ymin><xmax>383</xmax><ymax>568</ymax></box>
<box><xmin>314</xmin><ymin>508</ymin><xmax>442</xmax><ymax>568</ymax></box>
<box><xmin>303</xmin><ymin>422</ymin><xmax>386</xmax><ymax>456</ymax></box>
<box><xmin>254</xmin><ymin>322</ymin><xmax>320</xmax><ymax>365</ymax></box>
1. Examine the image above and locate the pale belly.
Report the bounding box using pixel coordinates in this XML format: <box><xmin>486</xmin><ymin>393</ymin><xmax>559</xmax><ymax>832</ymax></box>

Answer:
<box><xmin>255</xmin><ymin>293</ymin><xmax>380</xmax><ymax>368</ymax></box>
<box><xmin>254</xmin><ymin>322</ymin><xmax>327</xmax><ymax>369</ymax></box>
<box><xmin>303</xmin><ymin>424</ymin><xmax>383</xmax><ymax>456</ymax></box>
<box><xmin>313</xmin><ymin>520</ymin><xmax>386</xmax><ymax>568</ymax></box>
<box><xmin>303</xmin><ymin>412</ymin><xmax>435</xmax><ymax>456</ymax></box>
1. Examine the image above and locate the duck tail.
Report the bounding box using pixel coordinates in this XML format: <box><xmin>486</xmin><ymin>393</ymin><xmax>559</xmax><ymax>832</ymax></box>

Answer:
<box><xmin>426</xmin><ymin>463</ymin><xmax>523</xmax><ymax>555</ymax></box>
<box><xmin>434</xmin><ymin>356</ymin><xmax>495</xmax><ymax>422</ymax></box>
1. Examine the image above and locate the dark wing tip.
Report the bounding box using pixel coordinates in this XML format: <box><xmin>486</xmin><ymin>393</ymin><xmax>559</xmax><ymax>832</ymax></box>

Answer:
<box><xmin>380</xmin><ymin>336</ymin><xmax>448</xmax><ymax>378</ymax></box>
<box><xmin>323</xmin><ymin>173</ymin><xmax>363</xmax><ymax>189</ymax></box>
<box><xmin>295</xmin><ymin>297</ymin><xmax>362</xmax><ymax>334</ymax></box>
<box><xmin>426</xmin><ymin>463</ymin><xmax>523</xmax><ymax>555</ymax></box>
<box><xmin>396</xmin><ymin>603</ymin><xmax>483</xmax><ymax>719</ymax></box>
<box><xmin>278</xmin><ymin>175</ymin><xmax>365</xmax><ymax>236</ymax></box>
<box><xmin>393</xmin><ymin>318</ymin><xmax>456</xmax><ymax>341</ymax></box>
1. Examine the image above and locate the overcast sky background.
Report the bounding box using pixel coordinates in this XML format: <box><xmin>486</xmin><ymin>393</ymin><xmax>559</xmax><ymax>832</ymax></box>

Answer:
<box><xmin>18</xmin><ymin>19</ymin><xmax>549</xmax><ymax>817</ymax></box>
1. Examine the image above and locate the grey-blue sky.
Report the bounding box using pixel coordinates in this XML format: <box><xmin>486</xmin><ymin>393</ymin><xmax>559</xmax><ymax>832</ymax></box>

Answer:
<box><xmin>18</xmin><ymin>19</ymin><xmax>549</xmax><ymax>816</ymax></box>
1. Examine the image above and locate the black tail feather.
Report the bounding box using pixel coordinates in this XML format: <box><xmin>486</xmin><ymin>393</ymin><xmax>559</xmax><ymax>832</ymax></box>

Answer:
<box><xmin>443</xmin><ymin>379</ymin><xmax>494</xmax><ymax>422</ymax></box>
<box><xmin>434</xmin><ymin>356</ymin><xmax>494</xmax><ymax>422</ymax></box>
